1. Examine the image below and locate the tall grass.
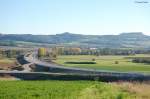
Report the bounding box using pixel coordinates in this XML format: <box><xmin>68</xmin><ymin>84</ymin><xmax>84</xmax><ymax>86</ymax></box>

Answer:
<box><xmin>0</xmin><ymin>80</ymin><xmax>133</xmax><ymax>99</ymax></box>
<box><xmin>115</xmin><ymin>82</ymin><xmax>150</xmax><ymax>99</ymax></box>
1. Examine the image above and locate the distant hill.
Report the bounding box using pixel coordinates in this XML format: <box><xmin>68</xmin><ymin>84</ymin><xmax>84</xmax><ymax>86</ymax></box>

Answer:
<box><xmin>0</xmin><ymin>32</ymin><xmax>150</xmax><ymax>48</ymax></box>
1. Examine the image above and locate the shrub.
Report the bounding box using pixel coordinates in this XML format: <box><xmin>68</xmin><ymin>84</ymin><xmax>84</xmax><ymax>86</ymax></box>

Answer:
<box><xmin>115</xmin><ymin>61</ymin><xmax>119</xmax><ymax>64</ymax></box>
<box><xmin>92</xmin><ymin>58</ymin><xmax>96</xmax><ymax>61</ymax></box>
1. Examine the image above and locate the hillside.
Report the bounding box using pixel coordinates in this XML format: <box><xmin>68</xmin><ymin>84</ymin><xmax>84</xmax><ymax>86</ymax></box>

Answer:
<box><xmin>0</xmin><ymin>32</ymin><xmax>150</xmax><ymax>48</ymax></box>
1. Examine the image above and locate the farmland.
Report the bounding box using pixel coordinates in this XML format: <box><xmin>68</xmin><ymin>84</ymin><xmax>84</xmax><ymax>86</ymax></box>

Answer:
<box><xmin>54</xmin><ymin>54</ymin><xmax>150</xmax><ymax>74</ymax></box>
<box><xmin>0</xmin><ymin>58</ymin><xmax>17</xmax><ymax>70</ymax></box>
<box><xmin>1</xmin><ymin>48</ymin><xmax>150</xmax><ymax>99</ymax></box>
<box><xmin>0</xmin><ymin>80</ymin><xmax>150</xmax><ymax>99</ymax></box>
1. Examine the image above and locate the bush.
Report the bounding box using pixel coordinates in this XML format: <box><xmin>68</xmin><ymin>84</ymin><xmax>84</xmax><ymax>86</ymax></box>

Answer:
<box><xmin>92</xmin><ymin>58</ymin><xmax>96</xmax><ymax>61</ymax></box>
<box><xmin>115</xmin><ymin>61</ymin><xmax>119</xmax><ymax>64</ymax></box>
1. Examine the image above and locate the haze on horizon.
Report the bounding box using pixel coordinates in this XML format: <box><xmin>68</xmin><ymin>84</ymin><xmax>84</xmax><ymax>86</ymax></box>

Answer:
<box><xmin>0</xmin><ymin>0</ymin><xmax>150</xmax><ymax>35</ymax></box>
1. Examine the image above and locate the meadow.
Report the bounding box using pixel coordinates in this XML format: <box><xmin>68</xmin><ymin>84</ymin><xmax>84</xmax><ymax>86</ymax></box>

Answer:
<box><xmin>0</xmin><ymin>80</ymin><xmax>149</xmax><ymax>99</ymax></box>
<box><xmin>54</xmin><ymin>54</ymin><xmax>150</xmax><ymax>74</ymax></box>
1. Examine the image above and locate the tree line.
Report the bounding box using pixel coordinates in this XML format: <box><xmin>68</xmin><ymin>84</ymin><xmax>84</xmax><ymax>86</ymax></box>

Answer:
<box><xmin>57</xmin><ymin>47</ymin><xmax>136</xmax><ymax>56</ymax></box>
<box><xmin>37</xmin><ymin>47</ymin><xmax>149</xmax><ymax>60</ymax></box>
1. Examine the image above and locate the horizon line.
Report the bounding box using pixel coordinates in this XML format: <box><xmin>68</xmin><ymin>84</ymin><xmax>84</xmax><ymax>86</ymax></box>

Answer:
<box><xmin>0</xmin><ymin>32</ymin><xmax>147</xmax><ymax>36</ymax></box>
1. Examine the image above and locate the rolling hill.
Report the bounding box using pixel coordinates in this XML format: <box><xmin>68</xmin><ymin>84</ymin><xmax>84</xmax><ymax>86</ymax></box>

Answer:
<box><xmin>0</xmin><ymin>32</ymin><xmax>150</xmax><ymax>48</ymax></box>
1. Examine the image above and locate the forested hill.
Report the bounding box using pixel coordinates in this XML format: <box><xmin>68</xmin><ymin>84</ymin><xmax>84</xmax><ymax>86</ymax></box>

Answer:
<box><xmin>0</xmin><ymin>32</ymin><xmax>150</xmax><ymax>48</ymax></box>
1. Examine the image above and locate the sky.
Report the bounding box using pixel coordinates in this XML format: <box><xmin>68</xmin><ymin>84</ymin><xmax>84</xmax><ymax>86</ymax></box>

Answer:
<box><xmin>0</xmin><ymin>0</ymin><xmax>150</xmax><ymax>35</ymax></box>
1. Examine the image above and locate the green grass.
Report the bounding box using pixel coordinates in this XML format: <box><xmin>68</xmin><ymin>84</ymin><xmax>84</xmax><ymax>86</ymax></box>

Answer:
<box><xmin>54</xmin><ymin>54</ymin><xmax>150</xmax><ymax>74</ymax></box>
<box><xmin>0</xmin><ymin>80</ymin><xmax>134</xmax><ymax>99</ymax></box>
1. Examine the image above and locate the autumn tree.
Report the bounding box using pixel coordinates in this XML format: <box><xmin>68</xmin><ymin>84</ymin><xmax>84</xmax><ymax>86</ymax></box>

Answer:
<box><xmin>51</xmin><ymin>47</ymin><xmax>58</xmax><ymax>60</ymax></box>
<box><xmin>38</xmin><ymin>48</ymin><xmax>46</xmax><ymax>57</ymax></box>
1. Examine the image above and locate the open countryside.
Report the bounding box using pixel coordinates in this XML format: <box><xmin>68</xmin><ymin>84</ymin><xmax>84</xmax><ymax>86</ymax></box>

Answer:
<box><xmin>0</xmin><ymin>0</ymin><xmax>150</xmax><ymax>99</ymax></box>
<box><xmin>54</xmin><ymin>55</ymin><xmax>150</xmax><ymax>74</ymax></box>
<box><xmin>1</xmin><ymin>35</ymin><xmax>150</xmax><ymax>99</ymax></box>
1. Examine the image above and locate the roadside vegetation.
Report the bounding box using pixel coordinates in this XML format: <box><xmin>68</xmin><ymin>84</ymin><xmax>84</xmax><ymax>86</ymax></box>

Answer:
<box><xmin>0</xmin><ymin>80</ymin><xmax>149</xmax><ymax>99</ymax></box>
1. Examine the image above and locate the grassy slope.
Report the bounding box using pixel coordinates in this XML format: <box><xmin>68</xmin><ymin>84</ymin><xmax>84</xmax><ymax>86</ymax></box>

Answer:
<box><xmin>54</xmin><ymin>55</ymin><xmax>150</xmax><ymax>73</ymax></box>
<box><xmin>0</xmin><ymin>81</ymin><xmax>135</xmax><ymax>99</ymax></box>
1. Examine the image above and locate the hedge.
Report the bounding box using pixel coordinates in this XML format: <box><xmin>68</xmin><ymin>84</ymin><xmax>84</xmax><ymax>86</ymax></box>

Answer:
<box><xmin>65</xmin><ymin>61</ymin><xmax>96</xmax><ymax>64</ymax></box>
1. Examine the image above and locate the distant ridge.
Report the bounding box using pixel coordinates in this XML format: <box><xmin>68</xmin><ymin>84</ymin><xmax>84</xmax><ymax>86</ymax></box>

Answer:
<box><xmin>0</xmin><ymin>32</ymin><xmax>150</xmax><ymax>48</ymax></box>
<box><xmin>119</xmin><ymin>32</ymin><xmax>145</xmax><ymax>36</ymax></box>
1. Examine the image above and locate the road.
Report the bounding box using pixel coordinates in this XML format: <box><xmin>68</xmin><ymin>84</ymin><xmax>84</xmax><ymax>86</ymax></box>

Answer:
<box><xmin>0</xmin><ymin>52</ymin><xmax>150</xmax><ymax>81</ymax></box>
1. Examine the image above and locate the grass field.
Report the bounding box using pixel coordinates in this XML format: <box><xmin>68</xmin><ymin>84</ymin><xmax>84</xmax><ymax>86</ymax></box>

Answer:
<box><xmin>0</xmin><ymin>80</ymin><xmax>149</xmax><ymax>99</ymax></box>
<box><xmin>54</xmin><ymin>54</ymin><xmax>150</xmax><ymax>74</ymax></box>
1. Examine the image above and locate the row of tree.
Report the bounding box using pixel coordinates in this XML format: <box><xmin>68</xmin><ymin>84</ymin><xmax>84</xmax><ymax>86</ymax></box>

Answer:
<box><xmin>37</xmin><ymin>47</ymin><xmax>150</xmax><ymax>60</ymax></box>
<box><xmin>37</xmin><ymin>47</ymin><xmax>138</xmax><ymax>61</ymax></box>
<box><xmin>56</xmin><ymin>47</ymin><xmax>136</xmax><ymax>56</ymax></box>
<box><xmin>0</xmin><ymin>49</ymin><xmax>24</xmax><ymax>58</ymax></box>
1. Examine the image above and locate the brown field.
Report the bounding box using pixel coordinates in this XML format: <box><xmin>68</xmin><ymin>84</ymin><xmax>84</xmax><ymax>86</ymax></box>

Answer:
<box><xmin>113</xmin><ymin>82</ymin><xmax>150</xmax><ymax>99</ymax></box>
<box><xmin>0</xmin><ymin>58</ymin><xmax>18</xmax><ymax>70</ymax></box>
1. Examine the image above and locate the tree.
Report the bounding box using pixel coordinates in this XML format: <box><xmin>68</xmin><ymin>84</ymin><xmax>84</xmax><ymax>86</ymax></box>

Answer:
<box><xmin>51</xmin><ymin>47</ymin><xmax>58</xmax><ymax>60</ymax></box>
<box><xmin>38</xmin><ymin>48</ymin><xmax>46</xmax><ymax>57</ymax></box>
<box><xmin>115</xmin><ymin>61</ymin><xmax>119</xmax><ymax>64</ymax></box>
<box><xmin>57</xmin><ymin>47</ymin><xmax>65</xmax><ymax>55</ymax></box>
<box><xmin>92</xmin><ymin>58</ymin><xmax>96</xmax><ymax>61</ymax></box>
<box><xmin>5</xmin><ymin>50</ymin><xmax>14</xmax><ymax>58</ymax></box>
<box><xmin>70</xmin><ymin>48</ymin><xmax>81</xmax><ymax>55</ymax></box>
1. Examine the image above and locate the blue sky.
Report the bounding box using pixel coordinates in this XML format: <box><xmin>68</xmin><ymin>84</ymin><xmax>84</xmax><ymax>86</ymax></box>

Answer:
<box><xmin>0</xmin><ymin>0</ymin><xmax>150</xmax><ymax>35</ymax></box>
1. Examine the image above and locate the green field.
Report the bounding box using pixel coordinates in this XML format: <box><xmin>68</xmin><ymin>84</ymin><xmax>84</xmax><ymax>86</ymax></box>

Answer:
<box><xmin>54</xmin><ymin>54</ymin><xmax>150</xmax><ymax>74</ymax></box>
<box><xmin>0</xmin><ymin>80</ymin><xmax>146</xmax><ymax>99</ymax></box>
